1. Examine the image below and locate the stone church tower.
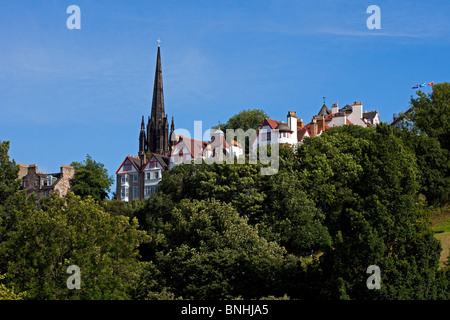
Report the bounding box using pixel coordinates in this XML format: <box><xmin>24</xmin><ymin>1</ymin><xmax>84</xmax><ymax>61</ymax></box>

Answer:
<box><xmin>139</xmin><ymin>45</ymin><xmax>175</xmax><ymax>163</ymax></box>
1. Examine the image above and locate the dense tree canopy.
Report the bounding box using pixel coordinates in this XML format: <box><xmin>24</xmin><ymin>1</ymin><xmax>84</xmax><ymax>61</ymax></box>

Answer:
<box><xmin>70</xmin><ymin>154</ymin><xmax>114</xmax><ymax>202</ymax></box>
<box><xmin>1</xmin><ymin>87</ymin><xmax>449</xmax><ymax>300</ymax></box>
<box><xmin>408</xmin><ymin>82</ymin><xmax>450</xmax><ymax>151</ymax></box>
<box><xmin>215</xmin><ymin>108</ymin><xmax>269</xmax><ymax>132</ymax></box>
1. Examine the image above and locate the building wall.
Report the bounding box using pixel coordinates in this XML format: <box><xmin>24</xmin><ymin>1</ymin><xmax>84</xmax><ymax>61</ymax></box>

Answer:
<box><xmin>19</xmin><ymin>164</ymin><xmax>74</xmax><ymax>203</ymax></box>
<box><xmin>54</xmin><ymin>165</ymin><xmax>74</xmax><ymax>197</ymax></box>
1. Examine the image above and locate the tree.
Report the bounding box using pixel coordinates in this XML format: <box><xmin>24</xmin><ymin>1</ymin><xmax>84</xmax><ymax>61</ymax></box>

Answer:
<box><xmin>409</xmin><ymin>82</ymin><xmax>450</xmax><ymax>150</ymax></box>
<box><xmin>0</xmin><ymin>275</ymin><xmax>26</xmax><ymax>300</ymax></box>
<box><xmin>0</xmin><ymin>141</ymin><xmax>35</xmax><ymax>274</ymax></box>
<box><xmin>1</xmin><ymin>192</ymin><xmax>150</xmax><ymax>299</ymax></box>
<box><xmin>294</xmin><ymin>124</ymin><xmax>443</xmax><ymax>299</ymax></box>
<box><xmin>70</xmin><ymin>154</ymin><xmax>114</xmax><ymax>202</ymax></box>
<box><xmin>137</xmin><ymin>198</ymin><xmax>302</xmax><ymax>299</ymax></box>
<box><xmin>214</xmin><ymin>108</ymin><xmax>269</xmax><ymax>154</ymax></box>
<box><xmin>393</xmin><ymin>128</ymin><xmax>450</xmax><ymax>205</ymax></box>
<box><xmin>216</xmin><ymin>108</ymin><xmax>269</xmax><ymax>132</ymax></box>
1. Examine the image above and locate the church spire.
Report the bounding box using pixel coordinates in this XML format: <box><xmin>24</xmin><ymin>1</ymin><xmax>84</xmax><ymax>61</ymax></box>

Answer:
<box><xmin>139</xmin><ymin>116</ymin><xmax>146</xmax><ymax>164</ymax></box>
<box><xmin>151</xmin><ymin>45</ymin><xmax>165</xmax><ymax>122</ymax></box>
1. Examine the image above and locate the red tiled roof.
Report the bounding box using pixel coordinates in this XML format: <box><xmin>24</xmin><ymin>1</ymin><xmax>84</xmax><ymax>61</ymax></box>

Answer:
<box><xmin>263</xmin><ymin>118</ymin><xmax>282</xmax><ymax>130</ymax></box>
<box><xmin>297</xmin><ymin>127</ymin><xmax>309</xmax><ymax>140</ymax></box>
<box><xmin>177</xmin><ymin>136</ymin><xmax>209</xmax><ymax>158</ymax></box>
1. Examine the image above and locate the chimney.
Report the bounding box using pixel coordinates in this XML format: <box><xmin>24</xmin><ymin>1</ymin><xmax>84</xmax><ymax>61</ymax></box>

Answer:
<box><xmin>28</xmin><ymin>164</ymin><xmax>37</xmax><ymax>175</ymax></box>
<box><xmin>60</xmin><ymin>165</ymin><xmax>74</xmax><ymax>180</ymax></box>
<box><xmin>17</xmin><ymin>164</ymin><xmax>28</xmax><ymax>179</ymax></box>
<box><xmin>311</xmin><ymin>119</ymin><xmax>317</xmax><ymax>137</ymax></box>
<box><xmin>331</xmin><ymin>103</ymin><xmax>339</xmax><ymax>114</ymax></box>
<box><xmin>317</xmin><ymin>116</ymin><xmax>325</xmax><ymax>134</ymax></box>
<box><xmin>352</xmin><ymin>101</ymin><xmax>363</xmax><ymax>119</ymax></box>
<box><xmin>298</xmin><ymin>118</ymin><xmax>304</xmax><ymax>128</ymax></box>
<box><xmin>287</xmin><ymin>111</ymin><xmax>297</xmax><ymax>143</ymax></box>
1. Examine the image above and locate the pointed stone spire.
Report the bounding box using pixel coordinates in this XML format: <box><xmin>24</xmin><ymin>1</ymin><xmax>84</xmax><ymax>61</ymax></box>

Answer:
<box><xmin>151</xmin><ymin>46</ymin><xmax>165</xmax><ymax>122</ymax></box>
<box><xmin>146</xmin><ymin>43</ymin><xmax>173</xmax><ymax>157</ymax></box>
<box><xmin>141</xmin><ymin>115</ymin><xmax>145</xmax><ymax>130</ymax></box>
<box><xmin>139</xmin><ymin>116</ymin><xmax>147</xmax><ymax>163</ymax></box>
<box><xmin>170</xmin><ymin>116</ymin><xmax>175</xmax><ymax>150</ymax></box>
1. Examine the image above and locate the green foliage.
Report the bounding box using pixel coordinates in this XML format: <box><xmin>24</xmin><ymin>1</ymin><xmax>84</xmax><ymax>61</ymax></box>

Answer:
<box><xmin>137</xmin><ymin>198</ymin><xmax>303</xmax><ymax>299</ymax></box>
<box><xmin>293</xmin><ymin>124</ymin><xmax>444</xmax><ymax>299</ymax></box>
<box><xmin>0</xmin><ymin>274</ymin><xmax>26</xmax><ymax>300</ymax></box>
<box><xmin>393</xmin><ymin>128</ymin><xmax>450</xmax><ymax>205</ymax></box>
<box><xmin>2</xmin><ymin>104</ymin><xmax>450</xmax><ymax>300</ymax></box>
<box><xmin>70</xmin><ymin>154</ymin><xmax>114</xmax><ymax>202</ymax></box>
<box><xmin>215</xmin><ymin>108</ymin><xmax>269</xmax><ymax>132</ymax></box>
<box><xmin>1</xmin><ymin>192</ymin><xmax>150</xmax><ymax>300</ymax></box>
<box><xmin>214</xmin><ymin>108</ymin><xmax>269</xmax><ymax>154</ymax></box>
<box><xmin>409</xmin><ymin>82</ymin><xmax>450</xmax><ymax>151</ymax></box>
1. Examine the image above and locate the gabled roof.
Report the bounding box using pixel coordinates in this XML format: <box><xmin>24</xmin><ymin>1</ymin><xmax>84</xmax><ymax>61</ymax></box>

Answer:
<box><xmin>144</xmin><ymin>153</ymin><xmax>170</xmax><ymax>170</ymax></box>
<box><xmin>152</xmin><ymin>153</ymin><xmax>170</xmax><ymax>168</ymax></box>
<box><xmin>174</xmin><ymin>136</ymin><xmax>209</xmax><ymax>158</ymax></box>
<box><xmin>297</xmin><ymin>127</ymin><xmax>310</xmax><ymax>140</ymax></box>
<box><xmin>340</xmin><ymin>104</ymin><xmax>352</xmax><ymax>113</ymax></box>
<box><xmin>209</xmin><ymin>135</ymin><xmax>234</xmax><ymax>149</ymax></box>
<box><xmin>261</xmin><ymin>118</ymin><xmax>282</xmax><ymax>130</ymax></box>
<box><xmin>363</xmin><ymin>111</ymin><xmax>378</xmax><ymax>119</ymax></box>
<box><xmin>116</xmin><ymin>155</ymin><xmax>141</xmax><ymax>174</ymax></box>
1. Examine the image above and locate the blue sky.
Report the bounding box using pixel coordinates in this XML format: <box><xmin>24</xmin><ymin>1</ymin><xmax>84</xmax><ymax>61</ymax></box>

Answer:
<box><xmin>1</xmin><ymin>0</ymin><xmax>449</xmax><ymax>195</ymax></box>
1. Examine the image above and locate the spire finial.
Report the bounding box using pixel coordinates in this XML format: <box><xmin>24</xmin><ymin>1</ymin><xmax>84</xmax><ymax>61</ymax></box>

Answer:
<box><xmin>157</xmin><ymin>38</ymin><xmax>161</xmax><ymax>47</ymax></box>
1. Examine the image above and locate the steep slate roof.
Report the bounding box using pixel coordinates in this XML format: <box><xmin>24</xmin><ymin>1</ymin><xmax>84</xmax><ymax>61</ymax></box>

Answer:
<box><xmin>340</xmin><ymin>104</ymin><xmax>352</xmax><ymax>113</ymax></box>
<box><xmin>152</xmin><ymin>153</ymin><xmax>170</xmax><ymax>168</ymax></box>
<box><xmin>128</xmin><ymin>156</ymin><xmax>142</xmax><ymax>170</ymax></box>
<box><xmin>363</xmin><ymin>111</ymin><xmax>378</xmax><ymax>119</ymax></box>
<box><xmin>318</xmin><ymin>104</ymin><xmax>331</xmax><ymax>116</ymax></box>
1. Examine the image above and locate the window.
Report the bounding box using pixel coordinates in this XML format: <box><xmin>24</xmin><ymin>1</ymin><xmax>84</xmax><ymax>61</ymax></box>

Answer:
<box><xmin>121</xmin><ymin>174</ymin><xmax>128</xmax><ymax>184</ymax></box>
<box><xmin>146</xmin><ymin>172</ymin><xmax>151</xmax><ymax>180</ymax></box>
<box><xmin>266</xmin><ymin>132</ymin><xmax>271</xmax><ymax>141</ymax></box>
<box><xmin>179</xmin><ymin>150</ymin><xmax>183</xmax><ymax>158</ymax></box>
<box><xmin>145</xmin><ymin>185</ymin><xmax>158</xmax><ymax>197</ymax></box>
<box><xmin>133</xmin><ymin>186</ymin><xmax>138</xmax><ymax>200</ymax></box>
<box><xmin>35</xmin><ymin>179</ymin><xmax>39</xmax><ymax>187</ymax></box>
<box><xmin>23</xmin><ymin>180</ymin><xmax>28</xmax><ymax>188</ymax></box>
<box><xmin>153</xmin><ymin>171</ymin><xmax>159</xmax><ymax>179</ymax></box>
<box><xmin>121</xmin><ymin>186</ymin><xmax>128</xmax><ymax>200</ymax></box>
<box><xmin>150</xmin><ymin>161</ymin><xmax>157</xmax><ymax>168</ymax></box>
<box><xmin>124</xmin><ymin>164</ymin><xmax>132</xmax><ymax>171</ymax></box>
<box><xmin>45</xmin><ymin>190</ymin><xmax>49</xmax><ymax>197</ymax></box>
<box><xmin>43</xmin><ymin>176</ymin><xmax>52</xmax><ymax>186</ymax></box>
<box><xmin>133</xmin><ymin>174</ymin><xmax>138</xmax><ymax>183</ymax></box>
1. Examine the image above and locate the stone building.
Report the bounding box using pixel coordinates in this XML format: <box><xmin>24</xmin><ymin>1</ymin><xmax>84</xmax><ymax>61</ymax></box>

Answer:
<box><xmin>116</xmin><ymin>154</ymin><xmax>169</xmax><ymax>202</ymax></box>
<box><xmin>18</xmin><ymin>164</ymin><xmax>74</xmax><ymax>201</ymax></box>
<box><xmin>138</xmin><ymin>44</ymin><xmax>175</xmax><ymax>161</ymax></box>
<box><xmin>116</xmin><ymin>44</ymin><xmax>174</xmax><ymax>202</ymax></box>
<box><xmin>251</xmin><ymin>101</ymin><xmax>381</xmax><ymax>154</ymax></box>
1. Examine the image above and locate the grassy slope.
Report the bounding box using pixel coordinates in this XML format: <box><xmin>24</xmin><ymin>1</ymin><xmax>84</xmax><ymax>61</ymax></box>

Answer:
<box><xmin>430</xmin><ymin>204</ymin><xmax>450</xmax><ymax>268</ymax></box>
